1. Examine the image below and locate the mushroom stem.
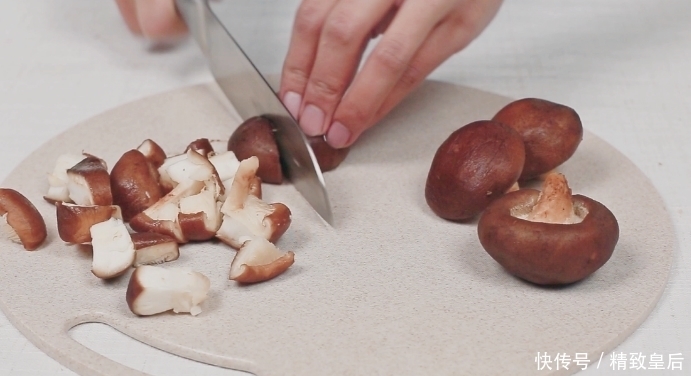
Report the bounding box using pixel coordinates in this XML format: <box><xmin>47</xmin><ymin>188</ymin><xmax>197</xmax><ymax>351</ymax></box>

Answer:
<box><xmin>525</xmin><ymin>173</ymin><xmax>578</xmax><ymax>224</ymax></box>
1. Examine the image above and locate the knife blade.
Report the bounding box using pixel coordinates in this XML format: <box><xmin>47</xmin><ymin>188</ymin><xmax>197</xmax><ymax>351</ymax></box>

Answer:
<box><xmin>174</xmin><ymin>0</ymin><xmax>334</xmax><ymax>224</ymax></box>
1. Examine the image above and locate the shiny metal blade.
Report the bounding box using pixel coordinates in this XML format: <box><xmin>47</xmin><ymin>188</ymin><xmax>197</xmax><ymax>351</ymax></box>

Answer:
<box><xmin>175</xmin><ymin>0</ymin><xmax>333</xmax><ymax>224</ymax></box>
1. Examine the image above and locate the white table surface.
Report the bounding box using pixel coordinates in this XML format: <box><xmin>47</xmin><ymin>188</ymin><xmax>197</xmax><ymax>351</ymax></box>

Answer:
<box><xmin>1</xmin><ymin>1</ymin><xmax>689</xmax><ymax>375</ymax></box>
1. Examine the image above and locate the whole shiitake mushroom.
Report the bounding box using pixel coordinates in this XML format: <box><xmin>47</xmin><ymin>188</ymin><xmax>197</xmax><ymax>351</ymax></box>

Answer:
<box><xmin>477</xmin><ymin>173</ymin><xmax>619</xmax><ymax>285</ymax></box>
<box><xmin>425</xmin><ymin>120</ymin><xmax>525</xmax><ymax>221</ymax></box>
<box><xmin>492</xmin><ymin>98</ymin><xmax>583</xmax><ymax>181</ymax></box>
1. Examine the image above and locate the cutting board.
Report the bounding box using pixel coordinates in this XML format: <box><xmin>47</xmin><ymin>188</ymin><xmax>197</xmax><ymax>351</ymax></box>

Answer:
<box><xmin>0</xmin><ymin>80</ymin><xmax>674</xmax><ymax>376</ymax></box>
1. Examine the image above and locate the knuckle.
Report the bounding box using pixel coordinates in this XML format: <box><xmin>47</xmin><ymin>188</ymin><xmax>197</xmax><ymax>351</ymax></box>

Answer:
<box><xmin>322</xmin><ymin>10</ymin><xmax>357</xmax><ymax>46</ymax></box>
<box><xmin>371</xmin><ymin>37</ymin><xmax>409</xmax><ymax>72</ymax></box>
<box><xmin>283</xmin><ymin>66</ymin><xmax>310</xmax><ymax>87</ymax></box>
<box><xmin>398</xmin><ymin>61</ymin><xmax>425</xmax><ymax>88</ymax></box>
<box><xmin>309</xmin><ymin>76</ymin><xmax>345</xmax><ymax>100</ymax></box>
<box><xmin>344</xmin><ymin>105</ymin><xmax>372</xmax><ymax>127</ymax></box>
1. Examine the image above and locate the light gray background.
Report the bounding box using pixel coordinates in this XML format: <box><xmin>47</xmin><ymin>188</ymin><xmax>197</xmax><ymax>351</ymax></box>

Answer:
<box><xmin>0</xmin><ymin>0</ymin><xmax>689</xmax><ymax>375</ymax></box>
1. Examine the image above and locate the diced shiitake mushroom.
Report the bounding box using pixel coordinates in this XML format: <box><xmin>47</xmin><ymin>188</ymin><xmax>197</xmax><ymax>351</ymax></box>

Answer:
<box><xmin>110</xmin><ymin>149</ymin><xmax>163</xmax><ymax>221</ymax></box>
<box><xmin>0</xmin><ymin>188</ymin><xmax>47</xmax><ymax>251</ymax></box>
<box><xmin>126</xmin><ymin>265</ymin><xmax>210</xmax><ymax>316</ymax></box>
<box><xmin>44</xmin><ymin>154</ymin><xmax>85</xmax><ymax>203</ymax></box>
<box><xmin>56</xmin><ymin>202</ymin><xmax>122</xmax><ymax>244</ymax></box>
<box><xmin>66</xmin><ymin>155</ymin><xmax>113</xmax><ymax>206</ymax></box>
<box><xmin>130</xmin><ymin>149</ymin><xmax>223</xmax><ymax>243</ymax></box>
<box><xmin>185</xmin><ymin>138</ymin><xmax>214</xmax><ymax>157</ymax></box>
<box><xmin>209</xmin><ymin>150</ymin><xmax>264</xmax><ymax>201</ymax></box>
<box><xmin>177</xmin><ymin>180</ymin><xmax>223</xmax><ymax>241</ymax></box>
<box><xmin>229</xmin><ymin>236</ymin><xmax>295</xmax><ymax>283</ymax></box>
<box><xmin>137</xmin><ymin>139</ymin><xmax>167</xmax><ymax>169</ymax></box>
<box><xmin>157</xmin><ymin>138</ymin><xmax>216</xmax><ymax>193</ymax></box>
<box><xmin>131</xmin><ymin>232</ymin><xmax>179</xmax><ymax>267</ymax></box>
<box><xmin>216</xmin><ymin>156</ymin><xmax>291</xmax><ymax>249</ymax></box>
<box><xmin>90</xmin><ymin>217</ymin><xmax>135</xmax><ymax>279</ymax></box>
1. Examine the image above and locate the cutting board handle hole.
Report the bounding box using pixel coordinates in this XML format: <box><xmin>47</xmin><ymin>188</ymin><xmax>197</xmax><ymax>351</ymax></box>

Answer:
<box><xmin>69</xmin><ymin>322</ymin><xmax>254</xmax><ymax>375</ymax></box>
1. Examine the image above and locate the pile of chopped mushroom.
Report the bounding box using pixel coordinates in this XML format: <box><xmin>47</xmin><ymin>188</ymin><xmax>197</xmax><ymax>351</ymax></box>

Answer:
<box><xmin>26</xmin><ymin>136</ymin><xmax>295</xmax><ymax>317</ymax></box>
<box><xmin>0</xmin><ymin>115</ymin><xmax>354</xmax><ymax>318</ymax></box>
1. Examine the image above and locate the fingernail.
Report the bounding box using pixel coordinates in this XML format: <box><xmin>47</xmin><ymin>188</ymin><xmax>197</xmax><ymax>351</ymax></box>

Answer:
<box><xmin>326</xmin><ymin>122</ymin><xmax>351</xmax><ymax>148</ymax></box>
<box><xmin>300</xmin><ymin>104</ymin><xmax>325</xmax><ymax>136</ymax></box>
<box><xmin>283</xmin><ymin>91</ymin><xmax>301</xmax><ymax>120</ymax></box>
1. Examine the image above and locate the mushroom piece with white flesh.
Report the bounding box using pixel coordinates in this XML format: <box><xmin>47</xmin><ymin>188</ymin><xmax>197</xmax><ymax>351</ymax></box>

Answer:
<box><xmin>90</xmin><ymin>217</ymin><xmax>135</xmax><ymax>279</ymax></box>
<box><xmin>131</xmin><ymin>232</ymin><xmax>179</xmax><ymax>267</ymax></box>
<box><xmin>137</xmin><ymin>139</ymin><xmax>167</xmax><ymax>169</ymax></box>
<box><xmin>229</xmin><ymin>236</ymin><xmax>295</xmax><ymax>283</ymax></box>
<box><xmin>178</xmin><ymin>178</ymin><xmax>224</xmax><ymax>241</ymax></box>
<box><xmin>185</xmin><ymin>138</ymin><xmax>214</xmax><ymax>157</ymax></box>
<box><xmin>44</xmin><ymin>154</ymin><xmax>85</xmax><ymax>203</ymax></box>
<box><xmin>216</xmin><ymin>156</ymin><xmax>291</xmax><ymax>249</ymax></box>
<box><xmin>126</xmin><ymin>265</ymin><xmax>211</xmax><ymax>316</ymax></box>
<box><xmin>66</xmin><ymin>155</ymin><xmax>113</xmax><ymax>206</ymax></box>
<box><xmin>209</xmin><ymin>150</ymin><xmax>261</xmax><ymax>201</ymax></box>
<box><xmin>130</xmin><ymin>149</ymin><xmax>221</xmax><ymax>243</ymax></box>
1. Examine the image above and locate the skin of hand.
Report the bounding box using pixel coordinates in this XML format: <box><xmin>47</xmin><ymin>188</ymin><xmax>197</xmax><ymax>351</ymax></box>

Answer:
<box><xmin>115</xmin><ymin>0</ymin><xmax>503</xmax><ymax>149</ymax></box>
<box><xmin>115</xmin><ymin>0</ymin><xmax>187</xmax><ymax>40</ymax></box>
<box><xmin>280</xmin><ymin>0</ymin><xmax>504</xmax><ymax>148</ymax></box>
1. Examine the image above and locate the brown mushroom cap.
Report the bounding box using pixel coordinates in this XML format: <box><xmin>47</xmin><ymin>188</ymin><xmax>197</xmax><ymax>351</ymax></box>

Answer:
<box><xmin>492</xmin><ymin>98</ymin><xmax>583</xmax><ymax>181</ymax></box>
<box><xmin>425</xmin><ymin>120</ymin><xmax>526</xmax><ymax>221</ymax></box>
<box><xmin>477</xmin><ymin>189</ymin><xmax>619</xmax><ymax>285</ymax></box>
<box><xmin>227</xmin><ymin>116</ymin><xmax>283</xmax><ymax>184</ymax></box>
<box><xmin>110</xmin><ymin>149</ymin><xmax>163</xmax><ymax>221</ymax></box>
<box><xmin>0</xmin><ymin>188</ymin><xmax>47</xmax><ymax>251</ymax></box>
<box><xmin>307</xmin><ymin>136</ymin><xmax>350</xmax><ymax>172</ymax></box>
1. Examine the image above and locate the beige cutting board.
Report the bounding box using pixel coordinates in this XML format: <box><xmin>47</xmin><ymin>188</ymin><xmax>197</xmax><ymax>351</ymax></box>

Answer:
<box><xmin>0</xmin><ymin>81</ymin><xmax>674</xmax><ymax>376</ymax></box>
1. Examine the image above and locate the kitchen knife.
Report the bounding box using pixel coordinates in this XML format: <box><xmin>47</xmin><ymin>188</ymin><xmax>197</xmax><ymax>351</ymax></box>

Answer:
<box><xmin>174</xmin><ymin>0</ymin><xmax>334</xmax><ymax>224</ymax></box>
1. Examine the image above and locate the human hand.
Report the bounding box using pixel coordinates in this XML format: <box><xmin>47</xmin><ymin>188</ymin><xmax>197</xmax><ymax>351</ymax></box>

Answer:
<box><xmin>280</xmin><ymin>0</ymin><xmax>504</xmax><ymax>148</ymax></box>
<box><xmin>115</xmin><ymin>0</ymin><xmax>187</xmax><ymax>40</ymax></box>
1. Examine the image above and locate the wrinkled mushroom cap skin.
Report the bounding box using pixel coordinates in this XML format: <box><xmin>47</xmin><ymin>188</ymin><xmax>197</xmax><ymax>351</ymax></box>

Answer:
<box><xmin>227</xmin><ymin>116</ymin><xmax>283</xmax><ymax>184</ymax></box>
<box><xmin>0</xmin><ymin>188</ymin><xmax>47</xmax><ymax>251</ymax></box>
<box><xmin>425</xmin><ymin>120</ymin><xmax>525</xmax><ymax>221</ymax></box>
<box><xmin>492</xmin><ymin>98</ymin><xmax>583</xmax><ymax>181</ymax></box>
<box><xmin>307</xmin><ymin>136</ymin><xmax>350</xmax><ymax>172</ymax></box>
<box><xmin>477</xmin><ymin>189</ymin><xmax>619</xmax><ymax>285</ymax></box>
